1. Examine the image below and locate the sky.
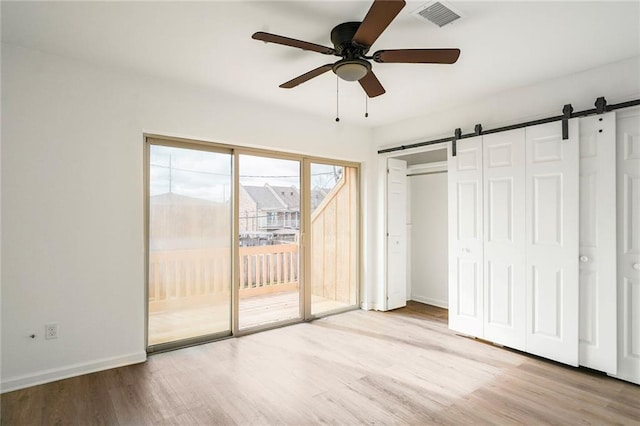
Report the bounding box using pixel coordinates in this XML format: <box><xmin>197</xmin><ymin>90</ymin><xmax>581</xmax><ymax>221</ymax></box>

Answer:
<box><xmin>150</xmin><ymin>145</ymin><xmax>342</xmax><ymax>202</ymax></box>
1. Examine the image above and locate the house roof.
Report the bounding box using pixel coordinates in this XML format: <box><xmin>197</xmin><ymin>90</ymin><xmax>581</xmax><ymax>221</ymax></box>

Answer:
<box><xmin>269</xmin><ymin>186</ymin><xmax>300</xmax><ymax>210</ymax></box>
<box><xmin>243</xmin><ymin>185</ymin><xmax>284</xmax><ymax>210</ymax></box>
<box><xmin>152</xmin><ymin>187</ymin><xmax>301</xmax><ymax>211</ymax></box>
<box><xmin>243</xmin><ymin>184</ymin><xmax>300</xmax><ymax>210</ymax></box>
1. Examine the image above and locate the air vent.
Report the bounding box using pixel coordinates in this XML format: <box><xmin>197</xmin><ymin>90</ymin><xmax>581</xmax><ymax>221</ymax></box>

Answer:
<box><xmin>412</xmin><ymin>1</ymin><xmax>461</xmax><ymax>27</ymax></box>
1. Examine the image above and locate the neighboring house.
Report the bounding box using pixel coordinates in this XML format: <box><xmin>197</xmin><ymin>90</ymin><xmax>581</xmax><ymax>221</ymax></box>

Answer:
<box><xmin>150</xmin><ymin>184</ymin><xmax>325</xmax><ymax>249</ymax></box>
<box><xmin>311</xmin><ymin>187</ymin><xmax>330</xmax><ymax>212</ymax></box>
<box><xmin>239</xmin><ymin>184</ymin><xmax>301</xmax><ymax>245</ymax></box>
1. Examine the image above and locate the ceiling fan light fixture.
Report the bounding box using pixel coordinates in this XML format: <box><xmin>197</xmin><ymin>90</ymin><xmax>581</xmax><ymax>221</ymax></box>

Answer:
<box><xmin>333</xmin><ymin>59</ymin><xmax>371</xmax><ymax>82</ymax></box>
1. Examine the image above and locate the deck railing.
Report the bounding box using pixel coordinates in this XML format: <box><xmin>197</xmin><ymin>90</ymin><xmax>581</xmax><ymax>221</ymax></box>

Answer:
<box><xmin>148</xmin><ymin>244</ymin><xmax>298</xmax><ymax>312</ymax></box>
<box><xmin>239</xmin><ymin>244</ymin><xmax>299</xmax><ymax>296</ymax></box>
<box><xmin>148</xmin><ymin>169</ymin><xmax>355</xmax><ymax>313</ymax></box>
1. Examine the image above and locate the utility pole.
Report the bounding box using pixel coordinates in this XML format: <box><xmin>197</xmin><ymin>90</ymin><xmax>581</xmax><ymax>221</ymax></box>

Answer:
<box><xmin>168</xmin><ymin>154</ymin><xmax>173</xmax><ymax>193</ymax></box>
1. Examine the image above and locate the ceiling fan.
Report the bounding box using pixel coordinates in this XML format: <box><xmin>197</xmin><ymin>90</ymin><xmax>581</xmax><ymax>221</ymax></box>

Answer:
<box><xmin>252</xmin><ymin>0</ymin><xmax>461</xmax><ymax>98</ymax></box>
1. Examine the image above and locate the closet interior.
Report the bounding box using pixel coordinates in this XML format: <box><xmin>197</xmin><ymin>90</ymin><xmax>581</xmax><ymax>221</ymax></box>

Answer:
<box><xmin>397</xmin><ymin>149</ymin><xmax>449</xmax><ymax>310</ymax></box>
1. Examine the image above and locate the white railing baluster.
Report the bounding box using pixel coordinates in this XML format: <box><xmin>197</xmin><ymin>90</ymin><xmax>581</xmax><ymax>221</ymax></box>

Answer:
<box><xmin>148</xmin><ymin>244</ymin><xmax>300</xmax><ymax>312</ymax></box>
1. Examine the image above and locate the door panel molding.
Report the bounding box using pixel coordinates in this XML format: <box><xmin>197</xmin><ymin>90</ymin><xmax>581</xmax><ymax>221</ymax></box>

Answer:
<box><xmin>525</xmin><ymin>120</ymin><xmax>579</xmax><ymax>366</ymax></box>
<box><xmin>578</xmin><ymin>112</ymin><xmax>617</xmax><ymax>374</ymax></box>
<box><xmin>449</xmin><ymin>136</ymin><xmax>484</xmax><ymax>336</ymax></box>
<box><xmin>483</xmin><ymin>129</ymin><xmax>526</xmax><ymax>350</ymax></box>
<box><xmin>386</xmin><ymin>158</ymin><xmax>408</xmax><ymax>310</ymax></box>
<box><xmin>616</xmin><ymin>108</ymin><xmax>640</xmax><ymax>384</ymax></box>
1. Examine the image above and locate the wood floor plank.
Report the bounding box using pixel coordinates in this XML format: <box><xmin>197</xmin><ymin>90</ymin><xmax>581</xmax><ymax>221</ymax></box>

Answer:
<box><xmin>2</xmin><ymin>301</ymin><xmax>639</xmax><ymax>425</ymax></box>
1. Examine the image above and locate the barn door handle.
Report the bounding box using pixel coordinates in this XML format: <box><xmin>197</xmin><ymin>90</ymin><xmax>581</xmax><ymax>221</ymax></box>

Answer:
<box><xmin>579</xmin><ymin>255</ymin><xmax>589</xmax><ymax>263</ymax></box>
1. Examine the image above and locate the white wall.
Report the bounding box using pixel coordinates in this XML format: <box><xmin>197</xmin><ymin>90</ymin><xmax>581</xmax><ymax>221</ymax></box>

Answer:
<box><xmin>0</xmin><ymin>44</ymin><xmax>374</xmax><ymax>391</ymax></box>
<box><xmin>375</xmin><ymin>56</ymin><xmax>640</xmax><ymax>148</ymax></box>
<box><xmin>408</xmin><ymin>171</ymin><xmax>448</xmax><ymax>308</ymax></box>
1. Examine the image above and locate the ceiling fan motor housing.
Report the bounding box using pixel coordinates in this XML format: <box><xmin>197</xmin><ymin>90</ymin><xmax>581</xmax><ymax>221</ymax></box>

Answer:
<box><xmin>330</xmin><ymin>22</ymin><xmax>373</xmax><ymax>81</ymax></box>
<box><xmin>330</xmin><ymin>22</ymin><xmax>369</xmax><ymax>56</ymax></box>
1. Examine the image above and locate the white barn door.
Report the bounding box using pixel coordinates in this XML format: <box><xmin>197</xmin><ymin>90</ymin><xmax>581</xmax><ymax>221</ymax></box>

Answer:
<box><xmin>525</xmin><ymin>120</ymin><xmax>579</xmax><ymax>366</ymax></box>
<box><xmin>386</xmin><ymin>158</ymin><xmax>407</xmax><ymax>310</ymax></box>
<box><xmin>616</xmin><ymin>108</ymin><xmax>640</xmax><ymax>385</ymax></box>
<box><xmin>448</xmin><ymin>137</ymin><xmax>484</xmax><ymax>337</ymax></box>
<box><xmin>482</xmin><ymin>130</ymin><xmax>526</xmax><ymax>350</ymax></box>
<box><xmin>578</xmin><ymin>113</ymin><xmax>617</xmax><ymax>374</ymax></box>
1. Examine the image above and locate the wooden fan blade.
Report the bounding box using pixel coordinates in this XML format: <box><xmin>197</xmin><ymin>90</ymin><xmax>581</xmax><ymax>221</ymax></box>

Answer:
<box><xmin>373</xmin><ymin>49</ymin><xmax>461</xmax><ymax>64</ymax></box>
<box><xmin>280</xmin><ymin>64</ymin><xmax>334</xmax><ymax>89</ymax></box>
<box><xmin>252</xmin><ymin>32</ymin><xmax>336</xmax><ymax>55</ymax></box>
<box><xmin>353</xmin><ymin>0</ymin><xmax>406</xmax><ymax>47</ymax></box>
<box><xmin>358</xmin><ymin>71</ymin><xmax>386</xmax><ymax>98</ymax></box>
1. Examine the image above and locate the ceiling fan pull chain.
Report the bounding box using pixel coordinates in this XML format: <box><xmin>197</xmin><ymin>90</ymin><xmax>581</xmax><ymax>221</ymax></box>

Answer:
<box><xmin>335</xmin><ymin>75</ymin><xmax>340</xmax><ymax>122</ymax></box>
<box><xmin>365</xmin><ymin>94</ymin><xmax>369</xmax><ymax>118</ymax></box>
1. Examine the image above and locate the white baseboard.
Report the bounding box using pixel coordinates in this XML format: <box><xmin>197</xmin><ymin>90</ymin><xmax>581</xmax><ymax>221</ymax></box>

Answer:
<box><xmin>360</xmin><ymin>302</ymin><xmax>373</xmax><ymax>310</ymax></box>
<box><xmin>410</xmin><ymin>295</ymin><xmax>448</xmax><ymax>309</ymax></box>
<box><xmin>1</xmin><ymin>351</ymin><xmax>147</xmax><ymax>393</ymax></box>
<box><xmin>360</xmin><ymin>302</ymin><xmax>384</xmax><ymax>311</ymax></box>
<box><xmin>610</xmin><ymin>372</ymin><xmax>640</xmax><ymax>386</ymax></box>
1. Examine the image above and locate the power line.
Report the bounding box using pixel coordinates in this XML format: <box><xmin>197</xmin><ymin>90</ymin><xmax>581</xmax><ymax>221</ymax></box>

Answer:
<box><xmin>150</xmin><ymin>163</ymin><xmax>340</xmax><ymax>178</ymax></box>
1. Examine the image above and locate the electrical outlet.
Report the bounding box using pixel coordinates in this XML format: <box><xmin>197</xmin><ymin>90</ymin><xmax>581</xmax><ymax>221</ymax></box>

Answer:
<box><xmin>45</xmin><ymin>323</ymin><xmax>58</xmax><ymax>340</ymax></box>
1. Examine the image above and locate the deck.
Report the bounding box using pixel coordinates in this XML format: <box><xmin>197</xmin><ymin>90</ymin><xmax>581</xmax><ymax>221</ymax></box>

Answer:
<box><xmin>148</xmin><ymin>291</ymin><xmax>349</xmax><ymax>345</ymax></box>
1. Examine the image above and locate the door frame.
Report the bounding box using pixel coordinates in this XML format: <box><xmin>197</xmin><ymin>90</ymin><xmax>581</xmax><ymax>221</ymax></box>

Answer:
<box><xmin>144</xmin><ymin>134</ymin><xmax>361</xmax><ymax>351</ymax></box>
<box><xmin>303</xmin><ymin>158</ymin><xmax>362</xmax><ymax>319</ymax></box>
<box><xmin>144</xmin><ymin>137</ymin><xmax>235</xmax><ymax>353</ymax></box>
<box><xmin>377</xmin><ymin>143</ymin><xmax>449</xmax><ymax>311</ymax></box>
<box><xmin>232</xmin><ymin>149</ymin><xmax>305</xmax><ymax>336</ymax></box>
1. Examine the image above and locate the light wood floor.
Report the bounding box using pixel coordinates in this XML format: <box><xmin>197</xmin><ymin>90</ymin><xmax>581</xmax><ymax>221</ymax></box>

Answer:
<box><xmin>149</xmin><ymin>291</ymin><xmax>350</xmax><ymax>345</ymax></box>
<box><xmin>3</xmin><ymin>302</ymin><xmax>639</xmax><ymax>425</ymax></box>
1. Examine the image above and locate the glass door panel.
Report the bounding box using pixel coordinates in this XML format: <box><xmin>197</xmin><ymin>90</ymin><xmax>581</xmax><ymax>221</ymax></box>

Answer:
<box><xmin>148</xmin><ymin>144</ymin><xmax>232</xmax><ymax>347</ymax></box>
<box><xmin>310</xmin><ymin>163</ymin><xmax>358</xmax><ymax>315</ymax></box>
<box><xmin>238</xmin><ymin>154</ymin><xmax>301</xmax><ymax>329</ymax></box>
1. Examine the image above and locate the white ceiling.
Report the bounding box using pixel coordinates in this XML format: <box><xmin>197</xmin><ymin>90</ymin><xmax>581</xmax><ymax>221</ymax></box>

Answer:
<box><xmin>2</xmin><ymin>1</ymin><xmax>639</xmax><ymax>127</ymax></box>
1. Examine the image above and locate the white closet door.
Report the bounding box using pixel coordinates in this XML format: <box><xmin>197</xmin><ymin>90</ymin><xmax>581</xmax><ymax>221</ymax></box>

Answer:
<box><xmin>525</xmin><ymin>120</ymin><xmax>579</xmax><ymax>366</ymax></box>
<box><xmin>483</xmin><ymin>129</ymin><xmax>526</xmax><ymax>350</ymax></box>
<box><xmin>386</xmin><ymin>158</ymin><xmax>407</xmax><ymax>310</ymax></box>
<box><xmin>616</xmin><ymin>108</ymin><xmax>640</xmax><ymax>385</ymax></box>
<box><xmin>578</xmin><ymin>113</ymin><xmax>617</xmax><ymax>374</ymax></box>
<box><xmin>448</xmin><ymin>137</ymin><xmax>484</xmax><ymax>337</ymax></box>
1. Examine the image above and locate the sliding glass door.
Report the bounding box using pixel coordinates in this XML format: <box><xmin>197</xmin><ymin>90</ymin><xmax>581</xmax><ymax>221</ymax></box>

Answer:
<box><xmin>238</xmin><ymin>154</ymin><xmax>301</xmax><ymax>330</ymax></box>
<box><xmin>146</xmin><ymin>137</ymin><xmax>359</xmax><ymax>350</ymax></box>
<box><xmin>147</xmin><ymin>143</ymin><xmax>232</xmax><ymax>348</ymax></box>
<box><xmin>309</xmin><ymin>162</ymin><xmax>358</xmax><ymax>315</ymax></box>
